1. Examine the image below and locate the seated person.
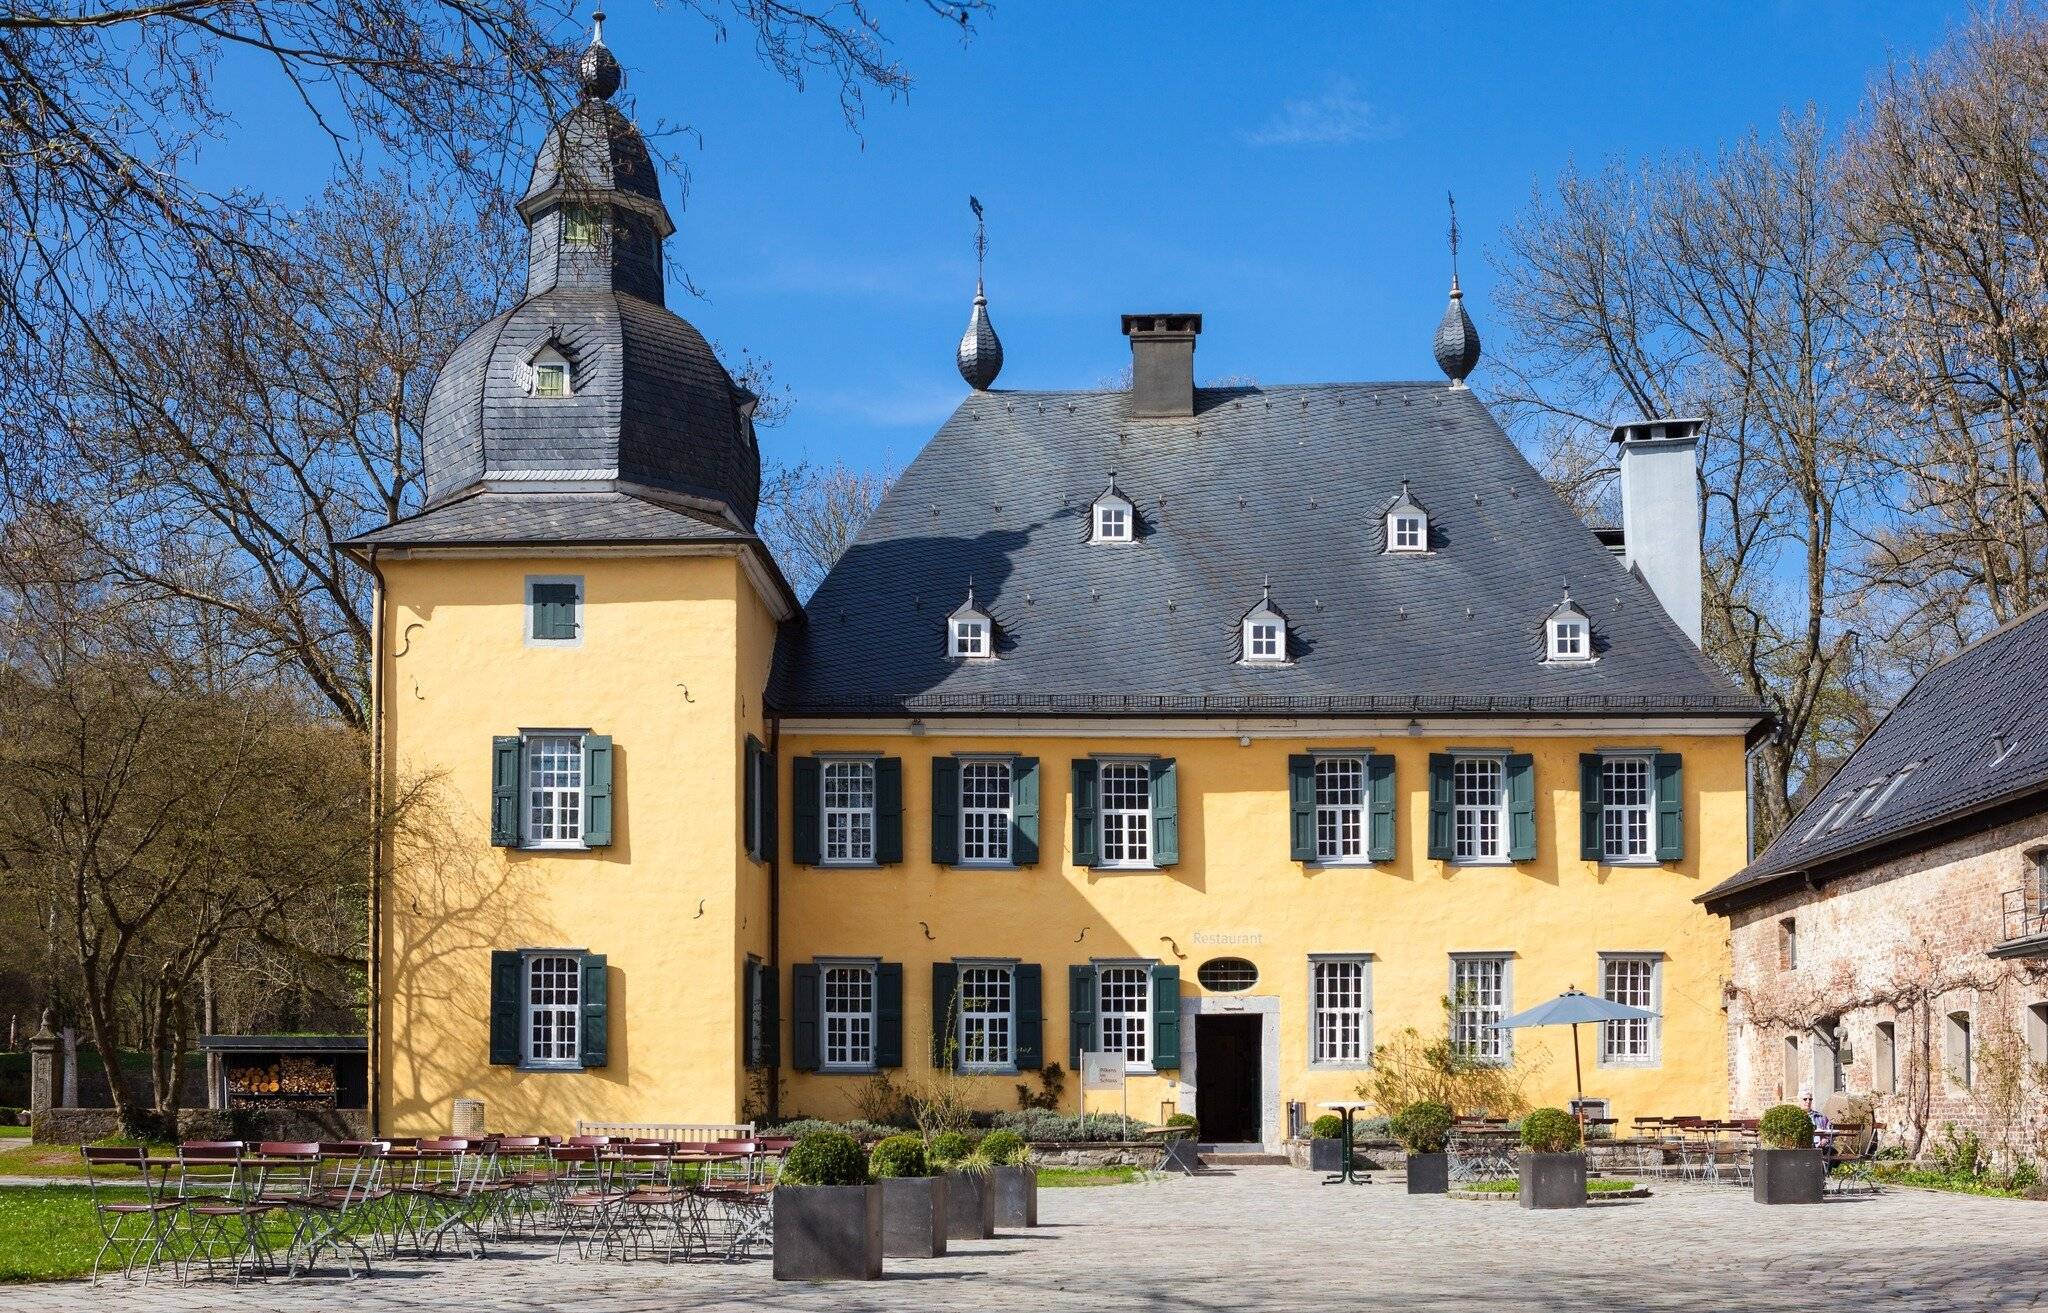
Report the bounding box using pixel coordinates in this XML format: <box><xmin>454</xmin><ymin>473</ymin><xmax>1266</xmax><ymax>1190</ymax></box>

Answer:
<box><xmin>1800</xmin><ymin>1090</ymin><xmax>1835</xmax><ymax>1159</ymax></box>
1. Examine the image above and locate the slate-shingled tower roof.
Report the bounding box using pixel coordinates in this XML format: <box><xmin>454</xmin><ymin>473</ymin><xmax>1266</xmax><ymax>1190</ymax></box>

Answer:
<box><xmin>772</xmin><ymin>381</ymin><xmax>1763</xmax><ymax>719</ymax></box>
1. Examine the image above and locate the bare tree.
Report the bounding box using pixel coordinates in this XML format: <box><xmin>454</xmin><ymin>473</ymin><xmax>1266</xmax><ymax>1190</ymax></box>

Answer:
<box><xmin>759</xmin><ymin>459</ymin><xmax>898</xmax><ymax>598</ymax></box>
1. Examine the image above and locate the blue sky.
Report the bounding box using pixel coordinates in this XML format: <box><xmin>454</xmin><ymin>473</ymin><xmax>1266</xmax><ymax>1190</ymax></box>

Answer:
<box><xmin>216</xmin><ymin>1</ymin><xmax>1971</xmax><ymax>477</ymax></box>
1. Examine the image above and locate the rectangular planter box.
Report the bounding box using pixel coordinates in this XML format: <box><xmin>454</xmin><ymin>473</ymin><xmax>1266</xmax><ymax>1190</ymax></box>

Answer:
<box><xmin>1753</xmin><ymin>1148</ymin><xmax>1825</xmax><ymax>1205</ymax></box>
<box><xmin>991</xmin><ymin>1164</ymin><xmax>1037</xmax><ymax>1228</ymax></box>
<box><xmin>1518</xmin><ymin>1152</ymin><xmax>1587</xmax><ymax>1210</ymax></box>
<box><xmin>1405</xmin><ymin>1151</ymin><xmax>1449</xmax><ymax>1194</ymax></box>
<box><xmin>772</xmin><ymin>1183</ymin><xmax>883</xmax><ymax>1281</ymax></box>
<box><xmin>1309</xmin><ymin>1138</ymin><xmax>1345</xmax><ymax>1172</ymax></box>
<box><xmin>880</xmin><ymin>1175</ymin><xmax>948</xmax><ymax>1258</ymax></box>
<box><xmin>943</xmin><ymin>1169</ymin><xmax>994</xmax><ymax>1240</ymax></box>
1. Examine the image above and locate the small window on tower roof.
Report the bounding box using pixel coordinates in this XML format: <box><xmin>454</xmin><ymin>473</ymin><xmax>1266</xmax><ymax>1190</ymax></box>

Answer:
<box><xmin>1239</xmin><ymin>582</ymin><xmax>1290</xmax><ymax>665</ymax></box>
<box><xmin>949</xmin><ymin>587</ymin><xmax>994</xmax><ymax>660</ymax></box>
<box><xmin>523</xmin><ymin>344</ymin><xmax>573</xmax><ymax>399</ymax></box>
<box><xmin>1542</xmin><ymin>588</ymin><xmax>1596</xmax><ymax>665</ymax></box>
<box><xmin>1384</xmin><ymin>481</ymin><xmax>1431</xmax><ymax>554</ymax></box>
<box><xmin>1089</xmin><ymin>476</ymin><xmax>1135</xmax><ymax>544</ymax></box>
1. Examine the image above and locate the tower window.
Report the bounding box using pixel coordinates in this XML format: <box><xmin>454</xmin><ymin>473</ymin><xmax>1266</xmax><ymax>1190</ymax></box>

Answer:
<box><xmin>564</xmin><ymin>205</ymin><xmax>602</xmax><ymax>246</ymax></box>
<box><xmin>535</xmin><ymin>363</ymin><xmax>568</xmax><ymax>397</ymax></box>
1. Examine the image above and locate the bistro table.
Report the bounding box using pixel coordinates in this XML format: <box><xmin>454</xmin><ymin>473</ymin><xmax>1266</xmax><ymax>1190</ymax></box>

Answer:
<box><xmin>1318</xmin><ymin>1102</ymin><xmax>1373</xmax><ymax>1185</ymax></box>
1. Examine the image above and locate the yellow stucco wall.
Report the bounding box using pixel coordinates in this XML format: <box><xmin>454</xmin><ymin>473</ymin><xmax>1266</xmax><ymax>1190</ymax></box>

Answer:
<box><xmin>777</xmin><ymin>729</ymin><xmax>1746</xmax><ymax>1134</ymax></box>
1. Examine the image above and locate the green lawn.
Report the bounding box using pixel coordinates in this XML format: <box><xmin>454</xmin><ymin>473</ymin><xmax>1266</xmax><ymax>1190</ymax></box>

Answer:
<box><xmin>0</xmin><ymin>1142</ymin><xmax>174</xmax><ymax>1180</ymax></box>
<box><xmin>0</xmin><ymin>1186</ymin><xmax>143</xmax><ymax>1282</ymax></box>
<box><xmin>1038</xmin><ymin>1165</ymin><xmax>1145</xmax><ymax>1187</ymax></box>
<box><xmin>1869</xmin><ymin>1166</ymin><xmax>2036</xmax><ymax>1198</ymax></box>
<box><xmin>1464</xmin><ymin>1178</ymin><xmax>1641</xmax><ymax>1195</ymax></box>
<box><xmin>0</xmin><ymin>1126</ymin><xmax>31</xmax><ymax>1139</ymax></box>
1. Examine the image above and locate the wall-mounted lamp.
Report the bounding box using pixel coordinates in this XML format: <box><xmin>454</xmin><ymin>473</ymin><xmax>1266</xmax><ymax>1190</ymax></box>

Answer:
<box><xmin>1406</xmin><ymin>718</ymin><xmax>1424</xmax><ymax>736</ymax></box>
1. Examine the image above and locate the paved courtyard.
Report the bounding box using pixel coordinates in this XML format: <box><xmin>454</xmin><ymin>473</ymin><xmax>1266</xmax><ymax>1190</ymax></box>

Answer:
<box><xmin>12</xmin><ymin>1168</ymin><xmax>2045</xmax><ymax>1311</ymax></box>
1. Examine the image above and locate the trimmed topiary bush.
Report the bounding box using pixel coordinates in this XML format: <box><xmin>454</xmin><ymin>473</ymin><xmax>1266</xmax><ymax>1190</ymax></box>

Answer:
<box><xmin>1165</xmin><ymin>1112</ymin><xmax>1199</xmax><ymax>1137</ymax></box>
<box><xmin>1310</xmin><ymin>1114</ymin><xmax>1344</xmax><ymax>1140</ymax></box>
<box><xmin>1519</xmin><ymin>1107</ymin><xmax>1581</xmax><ymax>1154</ymax></box>
<box><xmin>780</xmin><ymin>1130</ymin><xmax>869</xmax><ymax>1186</ymax></box>
<box><xmin>868</xmin><ymin>1133</ymin><xmax>931</xmax><ymax>1179</ymax></box>
<box><xmin>929</xmin><ymin>1130</ymin><xmax>976</xmax><ymax>1166</ymax></box>
<box><xmin>1758</xmin><ymin>1103</ymin><xmax>1815</xmax><ymax>1150</ymax></box>
<box><xmin>1391</xmin><ymin>1100</ymin><xmax>1454</xmax><ymax>1155</ymax></box>
<box><xmin>979</xmin><ymin>1129</ymin><xmax>1028</xmax><ymax>1166</ymax></box>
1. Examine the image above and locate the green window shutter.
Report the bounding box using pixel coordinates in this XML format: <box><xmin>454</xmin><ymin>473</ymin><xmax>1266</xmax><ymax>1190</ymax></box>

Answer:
<box><xmin>1014</xmin><ymin>964</ymin><xmax>1043</xmax><ymax>1069</ymax></box>
<box><xmin>875</xmin><ymin>757</ymin><xmax>904</xmax><ymax>864</ymax></box>
<box><xmin>744</xmin><ymin>737</ymin><xmax>763</xmax><ymax>861</ymax></box>
<box><xmin>1012</xmin><ymin>757</ymin><xmax>1041</xmax><ymax>865</ymax></box>
<box><xmin>488</xmin><ymin>950</ymin><xmax>522</xmax><ymax>1065</ymax></box>
<box><xmin>490</xmin><ymin>737</ymin><xmax>522</xmax><ymax>847</ymax></box>
<box><xmin>1655</xmin><ymin>752</ymin><xmax>1685</xmax><ymax>861</ymax></box>
<box><xmin>931</xmin><ymin>757</ymin><xmax>960</xmax><ymax>865</ymax></box>
<box><xmin>1288</xmin><ymin>754</ymin><xmax>1317</xmax><ymax>861</ymax></box>
<box><xmin>1150</xmin><ymin>964</ymin><xmax>1182</xmax><ymax>1070</ymax></box>
<box><xmin>875</xmin><ymin>962</ymin><xmax>904</xmax><ymax>1067</ymax></box>
<box><xmin>791</xmin><ymin>758</ymin><xmax>821</xmax><ymax>865</ymax></box>
<box><xmin>791</xmin><ymin>964</ymin><xmax>821</xmax><ymax>1071</ymax></box>
<box><xmin>1151</xmin><ymin>757</ymin><xmax>1180</xmax><ymax>867</ymax></box>
<box><xmin>1070</xmin><ymin>760</ymin><xmax>1100</xmax><ymax>867</ymax></box>
<box><xmin>761</xmin><ymin>742</ymin><xmax>778</xmax><ymax>861</ymax></box>
<box><xmin>531</xmin><ymin>582</ymin><xmax>578</xmax><ymax>640</ymax></box>
<box><xmin>1426</xmin><ymin>754</ymin><xmax>1455</xmax><ymax>860</ymax></box>
<box><xmin>1068</xmin><ymin>964</ymin><xmax>1098</xmax><ymax>1066</ymax></box>
<box><xmin>582</xmin><ymin>735</ymin><xmax>613</xmax><ymax>847</ymax></box>
<box><xmin>761</xmin><ymin>964</ymin><xmax>781</xmax><ymax>1068</ymax></box>
<box><xmin>1367</xmin><ymin>753</ymin><xmax>1397</xmax><ymax>862</ymax></box>
<box><xmin>744</xmin><ymin>961</ymin><xmax>763</xmax><ymax>1068</ymax></box>
<box><xmin>1579</xmin><ymin>754</ymin><xmax>1605</xmax><ymax>861</ymax></box>
<box><xmin>579</xmin><ymin>953</ymin><xmax>609</xmax><ymax>1068</ymax></box>
<box><xmin>1506</xmin><ymin>753</ymin><xmax>1536</xmax><ymax>861</ymax></box>
<box><xmin>931</xmin><ymin>962</ymin><xmax>960</xmax><ymax>1068</ymax></box>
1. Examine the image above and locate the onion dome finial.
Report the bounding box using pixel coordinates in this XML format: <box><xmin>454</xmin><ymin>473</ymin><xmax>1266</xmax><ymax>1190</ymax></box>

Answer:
<box><xmin>956</xmin><ymin>195</ymin><xmax>1004</xmax><ymax>390</ymax></box>
<box><xmin>1433</xmin><ymin>191</ymin><xmax>1481</xmax><ymax>387</ymax></box>
<box><xmin>577</xmin><ymin>9</ymin><xmax>622</xmax><ymax>101</ymax></box>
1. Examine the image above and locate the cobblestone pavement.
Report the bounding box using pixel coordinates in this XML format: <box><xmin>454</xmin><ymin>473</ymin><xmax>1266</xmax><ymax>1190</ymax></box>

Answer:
<box><xmin>9</xmin><ymin>1169</ymin><xmax>2044</xmax><ymax>1311</ymax></box>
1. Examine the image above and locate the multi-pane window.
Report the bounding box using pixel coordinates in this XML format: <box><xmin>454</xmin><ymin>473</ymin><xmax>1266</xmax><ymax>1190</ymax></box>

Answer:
<box><xmin>822</xmin><ymin>760</ymin><xmax>876</xmax><ymax>864</ymax></box>
<box><xmin>564</xmin><ymin>205</ymin><xmax>602</xmax><ymax>245</ymax></box>
<box><xmin>1391</xmin><ymin>513</ymin><xmax>1424</xmax><ymax>551</ymax></box>
<box><xmin>1450</xmin><ymin>956</ymin><xmax>1508</xmax><ymax>1063</ymax></box>
<box><xmin>525</xmin><ymin>954</ymin><xmax>580</xmax><ymax>1065</ymax></box>
<box><xmin>822</xmin><ymin>965</ymin><xmax>876</xmax><ymax>1069</ymax></box>
<box><xmin>960</xmin><ymin>760</ymin><xmax>1013</xmax><ymax>864</ymax></box>
<box><xmin>1246</xmin><ymin>620</ymin><xmax>1283</xmax><ymax>661</ymax></box>
<box><xmin>1453</xmin><ymin>757</ymin><xmax>1505</xmax><ymax>861</ymax></box>
<box><xmin>1315</xmin><ymin>757</ymin><xmax>1366</xmax><ymax>861</ymax></box>
<box><xmin>952</xmin><ymin>618</ymin><xmax>988</xmax><ymax>658</ymax></box>
<box><xmin>957</xmin><ymin>965</ymin><xmax>1014</xmax><ymax>1069</ymax></box>
<box><xmin>1312</xmin><ymin>958</ymin><xmax>1370</xmax><ymax>1063</ymax></box>
<box><xmin>1602</xmin><ymin>756</ymin><xmax>1653</xmax><ymax>860</ymax></box>
<box><xmin>1098</xmin><ymin>966</ymin><xmax>1151</xmax><ymax>1066</ymax></box>
<box><xmin>525</xmin><ymin>735</ymin><xmax>584</xmax><ymax>846</ymax></box>
<box><xmin>1550</xmin><ymin>619</ymin><xmax>1587</xmax><ymax>660</ymax></box>
<box><xmin>1096</xmin><ymin>503</ymin><xmax>1130</xmax><ymax>541</ymax></box>
<box><xmin>1099</xmin><ymin>763</ymin><xmax>1152</xmax><ymax>867</ymax></box>
<box><xmin>1600</xmin><ymin>956</ymin><xmax>1658</xmax><ymax>1064</ymax></box>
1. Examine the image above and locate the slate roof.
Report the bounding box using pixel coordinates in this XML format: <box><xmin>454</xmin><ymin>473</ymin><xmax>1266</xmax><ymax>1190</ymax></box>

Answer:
<box><xmin>1702</xmin><ymin>603</ymin><xmax>2048</xmax><ymax>910</ymax></box>
<box><xmin>770</xmin><ymin>383</ymin><xmax>1766</xmax><ymax>719</ymax></box>
<box><xmin>342</xmin><ymin>489</ymin><xmax>748</xmax><ymax>548</ymax></box>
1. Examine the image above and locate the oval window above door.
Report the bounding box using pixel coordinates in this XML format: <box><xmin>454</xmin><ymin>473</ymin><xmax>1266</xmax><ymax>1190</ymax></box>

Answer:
<box><xmin>1196</xmin><ymin>958</ymin><xmax>1259</xmax><ymax>992</ymax></box>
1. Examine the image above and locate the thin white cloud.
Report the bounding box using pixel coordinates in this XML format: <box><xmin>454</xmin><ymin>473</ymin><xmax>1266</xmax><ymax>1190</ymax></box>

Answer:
<box><xmin>1243</xmin><ymin>79</ymin><xmax>1387</xmax><ymax>147</ymax></box>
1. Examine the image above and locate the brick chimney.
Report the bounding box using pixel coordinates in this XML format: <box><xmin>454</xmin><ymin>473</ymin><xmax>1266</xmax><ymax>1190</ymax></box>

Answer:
<box><xmin>1121</xmin><ymin>313</ymin><xmax>1201</xmax><ymax>418</ymax></box>
<box><xmin>1610</xmin><ymin>417</ymin><xmax>1704</xmax><ymax>647</ymax></box>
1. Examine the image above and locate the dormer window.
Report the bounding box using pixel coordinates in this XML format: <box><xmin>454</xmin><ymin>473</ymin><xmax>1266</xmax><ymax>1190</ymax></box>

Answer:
<box><xmin>1552</xmin><ymin>619</ymin><xmax>1587</xmax><ymax>659</ymax></box>
<box><xmin>1089</xmin><ymin>476</ymin><xmax>1135</xmax><ymax>544</ymax></box>
<box><xmin>1383</xmin><ymin>480</ymin><xmax>1431</xmax><ymax>554</ymax></box>
<box><xmin>952</xmin><ymin>616</ymin><xmax>988</xmax><ymax>658</ymax></box>
<box><xmin>524</xmin><ymin>345</ymin><xmax>573</xmax><ymax>399</ymax></box>
<box><xmin>948</xmin><ymin>586</ymin><xmax>994</xmax><ymax>660</ymax></box>
<box><xmin>1239</xmin><ymin>582</ymin><xmax>1290</xmax><ymax>665</ymax></box>
<box><xmin>1543</xmin><ymin>589</ymin><xmax>1596</xmax><ymax>665</ymax></box>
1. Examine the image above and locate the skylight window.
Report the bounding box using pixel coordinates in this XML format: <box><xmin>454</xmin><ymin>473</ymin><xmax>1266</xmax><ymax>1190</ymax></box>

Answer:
<box><xmin>1861</xmin><ymin>763</ymin><xmax>1919</xmax><ymax>818</ymax></box>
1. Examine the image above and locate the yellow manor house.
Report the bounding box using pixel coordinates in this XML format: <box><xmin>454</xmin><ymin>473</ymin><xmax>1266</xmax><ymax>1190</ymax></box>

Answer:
<box><xmin>343</xmin><ymin>32</ymin><xmax>1769</xmax><ymax>1148</ymax></box>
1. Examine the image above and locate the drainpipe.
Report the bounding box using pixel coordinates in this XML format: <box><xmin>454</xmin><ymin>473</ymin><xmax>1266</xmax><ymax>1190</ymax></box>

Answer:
<box><xmin>364</xmin><ymin>547</ymin><xmax>388</xmax><ymax>1136</ymax></box>
<box><xmin>766</xmin><ymin>712</ymin><xmax>782</xmax><ymax>1122</ymax></box>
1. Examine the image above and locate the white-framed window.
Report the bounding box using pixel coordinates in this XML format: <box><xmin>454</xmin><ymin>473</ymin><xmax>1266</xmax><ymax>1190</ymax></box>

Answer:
<box><xmin>1599</xmin><ymin>954</ymin><xmax>1660</xmax><ymax>1066</ymax></box>
<box><xmin>959</xmin><ymin>759</ymin><xmax>1013</xmax><ymax>865</ymax></box>
<box><xmin>821</xmin><ymin>759</ymin><xmax>877</xmax><ymax>864</ymax></box>
<box><xmin>1389</xmin><ymin>512</ymin><xmax>1426</xmax><ymax>552</ymax></box>
<box><xmin>525</xmin><ymin>734</ymin><xmax>585</xmax><ymax>847</ymax></box>
<box><xmin>1453</xmin><ymin>756</ymin><xmax>1506</xmax><ymax>862</ymax></box>
<box><xmin>951</xmin><ymin>615</ymin><xmax>989</xmax><ymax>658</ymax></box>
<box><xmin>1244</xmin><ymin>617</ymin><xmax>1285</xmax><ymax>662</ymax></box>
<box><xmin>1094</xmin><ymin>499</ymin><xmax>1132</xmax><ymax>542</ymax></box>
<box><xmin>535</xmin><ymin>361</ymin><xmax>568</xmax><ymax>397</ymax></box>
<box><xmin>1315</xmin><ymin>756</ymin><xmax>1366</xmax><ymax>862</ymax></box>
<box><xmin>524</xmin><ymin>953</ymin><xmax>581</xmax><ymax>1067</ymax></box>
<box><xmin>1097</xmin><ymin>965</ymin><xmax>1151</xmax><ymax>1067</ymax></box>
<box><xmin>1601</xmin><ymin>756</ymin><xmax>1654</xmax><ymax>861</ymax></box>
<box><xmin>822</xmin><ymin>964</ymin><xmax>876</xmax><ymax>1070</ymax></box>
<box><xmin>525</xmin><ymin>574</ymin><xmax>583</xmax><ymax>646</ymax></box>
<box><xmin>1548</xmin><ymin>617</ymin><xmax>1590</xmax><ymax>662</ymax></box>
<box><xmin>564</xmin><ymin>205</ymin><xmax>602</xmax><ymax>246</ymax></box>
<box><xmin>1311</xmin><ymin>956</ymin><xmax>1371</xmax><ymax>1065</ymax></box>
<box><xmin>1098</xmin><ymin>761</ymin><xmax>1153</xmax><ymax>868</ymax></box>
<box><xmin>957</xmin><ymin>964</ymin><xmax>1015</xmax><ymax>1070</ymax></box>
<box><xmin>1450</xmin><ymin>954</ymin><xmax>1510</xmax><ymax>1064</ymax></box>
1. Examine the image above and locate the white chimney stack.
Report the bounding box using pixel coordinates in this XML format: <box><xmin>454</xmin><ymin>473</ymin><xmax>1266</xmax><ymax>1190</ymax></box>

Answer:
<box><xmin>1610</xmin><ymin>418</ymin><xmax>1704</xmax><ymax>647</ymax></box>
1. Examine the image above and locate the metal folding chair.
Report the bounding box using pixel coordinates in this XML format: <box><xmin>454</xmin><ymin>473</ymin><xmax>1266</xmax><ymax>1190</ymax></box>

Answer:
<box><xmin>80</xmin><ymin>1145</ymin><xmax>182</xmax><ymax>1285</ymax></box>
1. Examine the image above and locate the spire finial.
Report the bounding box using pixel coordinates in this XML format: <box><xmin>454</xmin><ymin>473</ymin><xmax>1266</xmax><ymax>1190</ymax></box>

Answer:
<box><xmin>592</xmin><ymin>7</ymin><xmax>606</xmax><ymax>43</ymax></box>
<box><xmin>955</xmin><ymin>195</ymin><xmax>1004</xmax><ymax>390</ymax></box>
<box><xmin>1447</xmin><ymin>191</ymin><xmax>1462</xmax><ymax>292</ymax></box>
<box><xmin>1433</xmin><ymin>191</ymin><xmax>1482</xmax><ymax>387</ymax></box>
<box><xmin>1261</xmin><ymin>573</ymin><xmax>1271</xmax><ymax>601</ymax></box>
<box><xmin>577</xmin><ymin>8</ymin><xmax>622</xmax><ymax>99</ymax></box>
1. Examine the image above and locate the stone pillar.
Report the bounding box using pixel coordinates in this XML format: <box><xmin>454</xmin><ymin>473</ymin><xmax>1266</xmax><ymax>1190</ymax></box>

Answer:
<box><xmin>27</xmin><ymin>1013</ymin><xmax>59</xmax><ymax>1118</ymax></box>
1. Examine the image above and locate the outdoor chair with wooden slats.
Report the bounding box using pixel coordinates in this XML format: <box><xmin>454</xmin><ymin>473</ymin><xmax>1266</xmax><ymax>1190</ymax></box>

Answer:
<box><xmin>79</xmin><ymin>1145</ymin><xmax>183</xmax><ymax>1285</ymax></box>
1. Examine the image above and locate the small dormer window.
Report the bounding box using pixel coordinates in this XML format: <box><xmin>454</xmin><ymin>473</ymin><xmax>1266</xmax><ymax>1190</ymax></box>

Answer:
<box><xmin>1552</xmin><ymin>619</ymin><xmax>1586</xmax><ymax>660</ymax></box>
<box><xmin>535</xmin><ymin>362</ymin><xmax>568</xmax><ymax>397</ymax></box>
<box><xmin>1543</xmin><ymin>589</ymin><xmax>1595</xmax><ymax>665</ymax></box>
<box><xmin>952</xmin><ymin>617</ymin><xmax>988</xmax><ymax>658</ymax></box>
<box><xmin>1089</xmin><ymin>475</ymin><xmax>1135</xmax><ymax>544</ymax></box>
<box><xmin>1239</xmin><ymin>581</ymin><xmax>1290</xmax><ymax>665</ymax></box>
<box><xmin>1391</xmin><ymin>513</ymin><xmax>1426</xmax><ymax>552</ymax></box>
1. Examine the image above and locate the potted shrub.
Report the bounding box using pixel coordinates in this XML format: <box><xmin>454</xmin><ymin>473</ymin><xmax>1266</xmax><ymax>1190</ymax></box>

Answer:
<box><xmin>1307</xmin><ymin>1114</ymin><xmax>1346</xmax><ymax>1173</ymax></box>
<box><xmin>1752</xmin><ymin>1104</ymin><xmax>1824</xmax><ymax>1205</ymax></box>
<box><xmin>773</xmin><ymin>1130</ymin><xmax>883</xmax><ymax>1280</ymax></box>
<box><xmin>930</xmin><ymin>1130</ymin><xmax>994</xmax><ymax>1240</ymax></box>
<box><xmin>1391</xmin><ymin>1100</ymin><xmax>1453</xmax><ymax>1194</ymax></box>
<box><xmin>981</xmin><ymin>1129</ymin><xmax>1037</xmax><ymax>1228</ymax></box>
<box><xmin>870</xmin><ymin>1134</ymin><xmax>947</xmax><ymax>1259</ymax></box>
<box><xmin>1516</xmin><ymin>1107</ymin><xmax>1586</xmax><ymax>1210</ymax></box>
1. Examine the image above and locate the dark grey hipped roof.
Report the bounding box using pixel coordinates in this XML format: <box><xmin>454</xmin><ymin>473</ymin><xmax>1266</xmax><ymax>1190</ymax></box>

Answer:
<box><xmin>342</xmin><ymin>488</ymin><xmax>748</xmax><ymax>548</ymax></box>
<box><xmin>771</xmin><ymin>383</ymin><xmax>1762</xmax><ymax>719</ymax></box>
<box><xmin>1704</xmin><ymin>604</ymin><xmax>2048</xmax><ymax>910</ymax></box>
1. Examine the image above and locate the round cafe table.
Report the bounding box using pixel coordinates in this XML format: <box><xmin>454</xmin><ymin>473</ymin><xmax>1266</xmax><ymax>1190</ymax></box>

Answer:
<box><xmin>1319</xmin><ymin>1101</ymin><xmax>1373</xmax><ymax>1185</ymax></box>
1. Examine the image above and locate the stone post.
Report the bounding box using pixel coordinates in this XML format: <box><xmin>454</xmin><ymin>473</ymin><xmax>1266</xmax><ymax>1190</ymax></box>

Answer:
<box><xmin>27</xmin><ymin>1013</ymin><xmax>59</xmax><ymax>1120</ymax></box>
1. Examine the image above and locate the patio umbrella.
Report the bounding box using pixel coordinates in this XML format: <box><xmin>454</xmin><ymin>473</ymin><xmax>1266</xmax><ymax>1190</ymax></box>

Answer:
<box><xmin>1492</xmin><ymin>987</ymin><xmax>1658</xmax><ymax>1121</ymax></box>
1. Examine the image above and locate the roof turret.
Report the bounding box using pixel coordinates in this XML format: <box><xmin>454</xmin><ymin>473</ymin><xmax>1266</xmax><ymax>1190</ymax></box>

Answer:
<box><xmin>1433</xmin><ymin>193</ymin><xmax>1482</xmax><ymax>386</ymax></box>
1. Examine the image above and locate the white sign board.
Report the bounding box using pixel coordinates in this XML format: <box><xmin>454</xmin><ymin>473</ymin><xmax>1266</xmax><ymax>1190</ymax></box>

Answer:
<box><xmin>1080</xmin><ymin>1051</ymin><xmax>1127</xmax><ymax>1092</ymax></box>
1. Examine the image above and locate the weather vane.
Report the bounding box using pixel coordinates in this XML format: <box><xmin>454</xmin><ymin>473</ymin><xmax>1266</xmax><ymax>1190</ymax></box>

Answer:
<box><xmin>969</xmin><ymin>195</ymin><xmax>987</xmax><ymax>284</ymax></box>
<box><xmin>1447</xmin><ymin>190</ymin><xmax>1462</xmax><ymax>287</ymax></box>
